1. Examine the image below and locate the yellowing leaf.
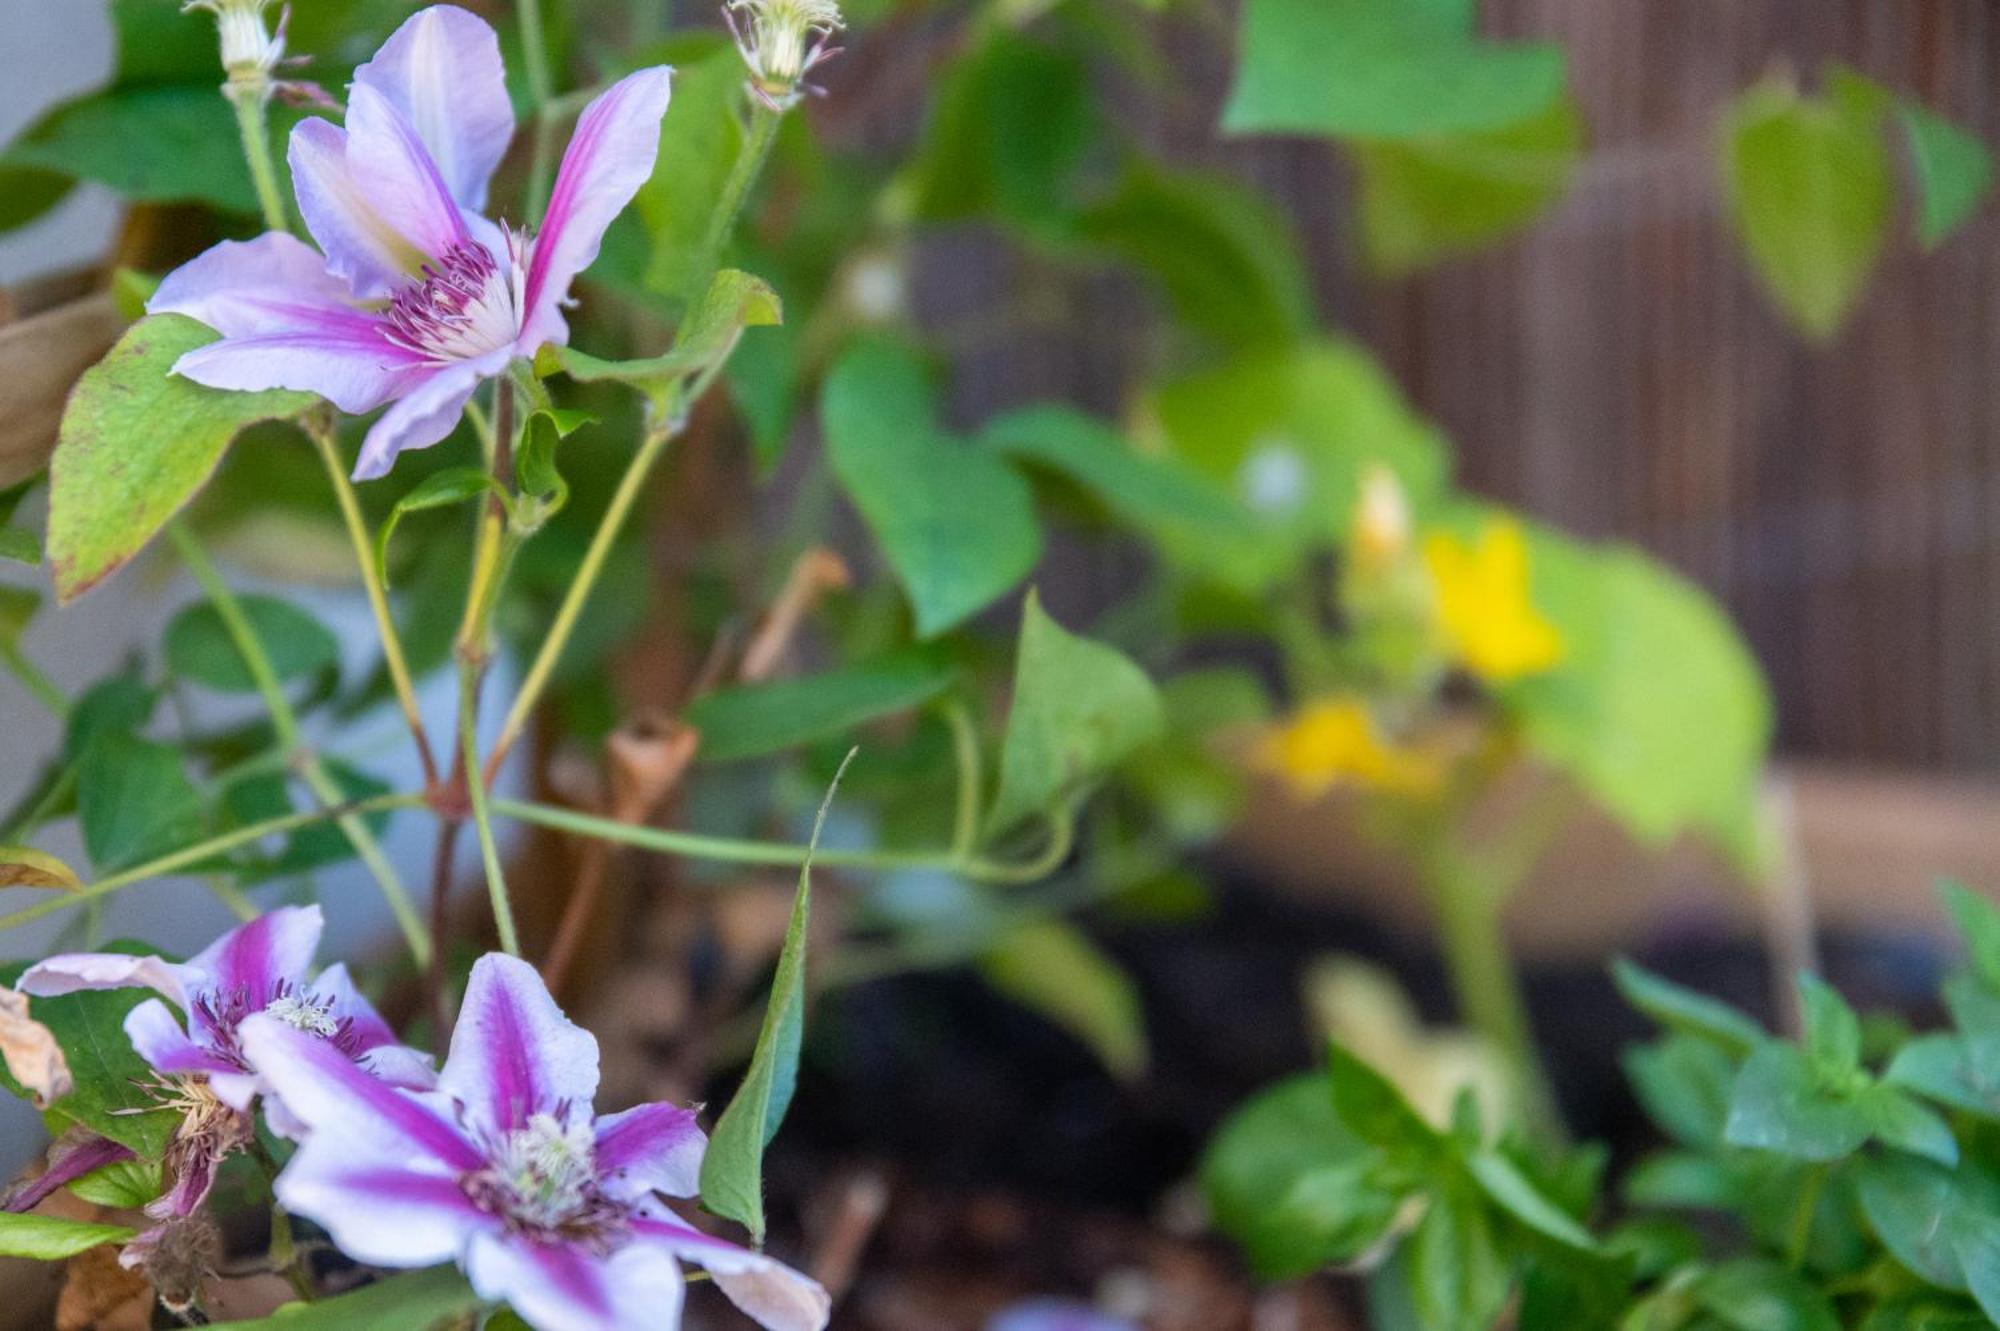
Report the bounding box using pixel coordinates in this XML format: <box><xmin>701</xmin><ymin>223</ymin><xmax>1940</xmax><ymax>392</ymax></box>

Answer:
<box><xmin>0</xmin><ymin>845</ymin><xmax>83</xmax><ymax>890</ymax></box>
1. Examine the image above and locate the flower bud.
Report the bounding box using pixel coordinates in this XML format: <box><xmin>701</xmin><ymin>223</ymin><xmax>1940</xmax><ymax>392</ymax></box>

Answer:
<box><xmin>184</xmin><ymin>0</ymin><xmax>286</xmax><ymax>87</ymax></box>
<box><xmin>1352</xmin><ymin>463</ymin><xmax>1412</xmax><ymax>573</ymax></box>
<box><xmin>725</xmin><ymin>0</ymin><xmax>845</xmax><ymax>111</ymax></box>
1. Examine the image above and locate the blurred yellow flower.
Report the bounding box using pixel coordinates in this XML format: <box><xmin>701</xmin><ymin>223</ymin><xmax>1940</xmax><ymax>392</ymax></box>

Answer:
<box><xmin>1423</xmin><ymin>520</ymin><xmax>1564</xmax><ymax>683</ymax></box>
<box><xmin>1256</xmin><ymin>697</ymin><xmax>1443</xmax><ymax>798</ymax></box>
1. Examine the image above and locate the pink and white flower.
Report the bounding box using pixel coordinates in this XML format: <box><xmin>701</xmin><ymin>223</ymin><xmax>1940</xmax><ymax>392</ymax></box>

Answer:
<box><xmin>17</xmin><ymin>905</ymin><xmax>432</xmax><ymax>1215</ymax></box>
<box><xmin>148</xmin><ymin>4</ymin><xmax>674</xmax><ymax>479</ymax></box>
<box><xmin>242</xmin><ymin>953</ymin><xmax>831</xmax><ymax>1331</ymax></box>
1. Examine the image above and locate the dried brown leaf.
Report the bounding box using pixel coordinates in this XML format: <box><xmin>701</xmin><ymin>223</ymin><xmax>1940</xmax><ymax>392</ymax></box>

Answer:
<box><xmin>0</xmin><ymin>988</ymin><xmax>73</xmax><ymax>1106</ymax></box>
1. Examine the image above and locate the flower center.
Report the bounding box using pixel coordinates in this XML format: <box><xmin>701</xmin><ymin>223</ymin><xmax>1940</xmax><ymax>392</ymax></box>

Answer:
<box><xmin>466</xmin><ymin>1112</ymin><xmax>617</xmax><ymax>1238</ymax></box>
<box><xmin>264</xmin><ymin>992</ymin><xmax>340</xmax><ymax>1039</ymax></box>
<box><xmin>382</xmin><ymin>238</ymin><xmax>526</xmax><ymax>365</ymax></box>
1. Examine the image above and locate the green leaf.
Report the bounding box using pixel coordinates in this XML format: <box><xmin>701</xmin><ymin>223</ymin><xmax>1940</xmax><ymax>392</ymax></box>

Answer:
<box><xmin>822</xmin><ymin>340</ymin><xmax>1042</xmax><ymax>637</ymax></box>
<box><xmin>0</xmin><ymin>845</ymin><xmax>81</xmax><ymax>891</ymax></box>
<box><xmin>1624</xmin><ymin>1033</ymin><xmax>1741</xmax><ymax>1148</ymax></box>
<box><xmin>699</xmin><ymin>758</ymin><xmax>849</xmax><ymax>1243</ymax></box>
<box><xmin>556</xmin><ymin>269</ymin><xmax>781</xmax><ymax>407</ymax></box>
<box><xmin>980</xmin><ymin>405</ymin><xmax>1255</xmax><ymax>549</ymax></box>
<box><xmin>0</xmin><ymin>165</ymin><xmax>74</xmax><ymax>233</ymax></box>
<box><xmin>373</xmin><ymin>467</ymin><xmax>508</xmax><ymax>585</ymax></box>
<box><xmin>1693</xmin><ymin>1259</ymin><xmax>1840</xmax><ymax>1331</ymax></box>
<box><xmin>2</xmin><ymin>86</ymin><xmax>263</xmax><ymax>215</ymax></box>
<box><xmin>68</xmin><ymin>1157</ymin><xmax>163</xmax><ymax>1210</ymax></box>
<box><xmin>164</xmin><ymin>595</ymin><xmax>339</xmax><ymax>694</ymax></box>
<box><xmin>513</xmin><ymin>409</ymin><xmax>595</xmax><ymax>529</ymax></box>
<box><xmin>977</xmin><ymin>918</ymin><xmax>1148</xmax><ymax>1081</ymax></box>
<box><xmin>1074</xmin><ymin>165</ymin><xmax>1311</xmax><ymax>348</ymax></box>
<box><xmin>1898</xmin><ymin>100</ymin><xmax>1993</xmax><ymax>251</ymax></box>
<box><xmin>1798</xmin><ymin>973</ymin><xmax>1862</xmax><ymax>1079</ymax></box>
<box><xmin>1407</xmin><ymin>1179</ymin><xmax>1512</xmax><ymax>1331</ymax></box>
<box><xmin>987</xmin><ymin>591</ymin><xmax>1164</xmax><ymax>834</ymax></box>
<box><xmin>1856</xmin><ymin>1154</ymin><xmax>2000</xmax><ymax>1294</ymax></box>
<box><xmin>1201</xmin><ymin>1073</ymin><xmax>1405</xmax><ymax>1280</ymax></box>
<box><xmin>1353</xmin><ymin>93</ymin><xmax>1582</xmax><ymax>276</ymax></box>
<box><xmin>0</xmin><ymin>585</ymin><xmax>38</xmax><ymax>648</ymax></box>
<box><xmin>1613</xmin><ymin>958</ymin><xmax>1765</xmax><ymax>1057</ymax></box>
<box><xmin>1942</xmin><ymin>882</ymin><xmax>2000</xmax><ymax>991</ymax></box>
<box><xmin>64</xmin><ymin>670</ymin><xmax>156</xmax><ymax>760</ymax></box>
<box><xmin>0</xmin><ymin>524</ymin><xmax>38</xmax><ymax>566</ymax></box>
<box><xmin>1326</xmin><ymin>1041</ymin><xmax>1440</xmax><ymax>1159</ymax></box>
<box><xmin>1722</xmin><ymin>75</ymin><xmax>1894</xmax><ymax>341</ymax></box>
<box><xmin>912</xmin><ymin>33</ymin><xmax>1099</xmax><ymax>235</ymax></box>
<box><xmin>0</xmin><ymin>1212</ymin><xmax>134</xmax><ymax>1260</ymax></box>
<box><xmin>1887</xmin><ymin>1034</ymin><xmax>2000</xmax><ymax>1123</ymax></box>
<box><xmin>1862</xmin><ymin>1085</ymin><xmax>1960</xmax><ymax>1168</ymax></box>
<box><xmin>0</xmin><ymin>948</ymin><xmax>178</xmax><ymax>1158</ymax></box>
<box><xmin>1512</xmin><ymin>529</ymin><xmax>1773</xmax><ymax>870</ymax></box>
<box><xmin>75</xmin><ymin>734</ymin><xmax>205</xmax><ymax>873</ymax></box>
<box><xmin>1143</xmin><ymin>339</ymin><xmax>1452</xmax><ymax>590</ymax></box>
<box><xmin>48</xmin><ymin>314</ymin><xmax>313</xmax><ymax>602</ymax></box>
<box><xmin>634</xmin><ymin>44</ymin><xmax>745</xmax><ymax>302</ymax></box>
<box><xmin>1466</xmin><ymin>1150</ymin><xmax>1597</xmax><ymax>1251</ymax></box>
<box><xmin>1222</xmin><ymin>0</ymin><xmax>1566</xmax><ymax>141</ymax></box>
<box><xmin>685</xmin><ymin>650</ymin><xmax>955</xmax><ymax>762</ymax></box>
<box><xmin>1724</xmin><ymin>1043</ymin><xmax>1871</xmax><ymax>1161</ymax></box>
<box><xmin>207</xmin><ymin>1266</ymin><xmax>480</xmax><ymax>1328</ymax></box>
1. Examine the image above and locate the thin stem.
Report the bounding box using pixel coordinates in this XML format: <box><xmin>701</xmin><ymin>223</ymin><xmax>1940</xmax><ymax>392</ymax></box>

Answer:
<box><xmin>228</xmin><ymin>85</ymin><xmax>290</xmax><ymax>234</ymax></box>
<box><xmin>0</xmin><ymin>642</ymin><xmax>66</xmax><ymax>716</ymax></box>
<box><xmin>168</xmin><ymin>522</ymin><xmax>431</xmax><ymax>966</ymax></box>
<box><xmin>518</xmin><ymin>0</ymin><xmax>559</xmax><ymax>221</ymax></box>
<box><xmin>308</xmin><ymin>416</ymin><xmax>439</xmax><ymax>789</ymax></box>
<box><xmin>424</xmin><ymin>817</ymin><xmax>462</xmax><ymax>1056</ymax></box>
<box><xmin>684</xmin><ymin>102</ymin><xmax>782</xmax><ymax>308</ymax></box>
<box><xmin>1420</xmin><ymin>843</ymin><xmax>1565</xmax><ymax>1147</ymax></box>
<box><xmin>460</xmin><ymin>659</ymin><xmax>519</xmax><ymax>956</ymax></box>
<box><xmin>491</xmin><ymin>796</ymin><xmax>1071</xmax><ymax>885</ymax></box>
<box><xmin>945</xmin><ymin>702</ymin><xmax>983</xmax><ymax>860</ymax></box>
<box><xmin>0</xmin><ymin>794</ymin><xmax>422</xmax><ymax>933</ymax></box>
<box><xmin>487</xmin><ymin>421</ymin><xmax>669</xmax><ymax>777</ymax></box>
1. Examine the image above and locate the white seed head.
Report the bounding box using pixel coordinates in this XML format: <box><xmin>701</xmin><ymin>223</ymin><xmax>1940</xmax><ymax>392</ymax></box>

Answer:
<box><xmin>726</xmin><ymin>0</ymin><xmax>845</xmax><ymax>110</ymax></box>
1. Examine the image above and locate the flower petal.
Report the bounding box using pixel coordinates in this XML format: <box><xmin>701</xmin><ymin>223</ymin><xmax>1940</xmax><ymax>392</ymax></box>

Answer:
<box><xmin>272</xmin><ymin>1133</ymin><xmax>488</xmax><ymax>1267</ymax></box>
<box><xmin>352</xmin><ymin>4</ymin><xmax>514</xmax><ymax>212</ymax></box>
<box><xmin>3</xmin><ymin>1134</ymin><xmax>133</xmax><ymax>1215</ymax></box>
<box><xmin>351</xmin><ymin>349</ymin><xmax>506</xmax><ymax>481</ymax></box>
<box><xmin>465</xmin><ymin>1228</ymin><xmax>685</xmax><ymax>1331</ymax></box>
<box><xmin>344</xmin><ymin>83</ymin><xmax>473</xmax><ymax>266</ymax></box>
<box><xmin>173</xmin><ymin>322</ymin><xmax>428</xmax><ymax>416</ymax></box>
<box><xmin>148</xmin><ymin>233</ymin><xmax>358</xmax><ymax>338</ymax></box>
<box><xmin>594</xmin><ymin>1102</ymin><xmax>704</xmax><ymax>1202</ymax></box>
<box><xmin>309</xmin><ymin>962</ymin><xmax>438</xmax><ymax>1090</ymax></box>
<box><xmin>289</xmin><ymin>116</ymin><xmax>426</xmax><ymax>299</ymax></box>
<box><xmin>437</xmin><ymin>953</ymin><xmax>600</xmax><ymax>1138</ymax></box>
<box><xmin>124</xmin><ymin>1000</ymin><xmax>236</xmax><ymax>1079</ymax></box>
<box><xmin>240</xmin><ymin>1013</ymin><xmax>483</xmax><ymax>1172</ymax></box>
<box><xmin>519</xmin><ymin>66</ymin><xmax>674</xmax><ymax>352</ymax></box>
<box><xmin>631</xmin><ymin>1217</ymin><xmax>832</xmax><ymax>1331</ymax></box>
<box><xmin>16</xmin><ymin>953</ymin><xmax>196</xmax><ymax>1009</ymax></box>
<box><xmin>185</xmin><ymin>906</ymin><xmax>324</xmax><ymax>1006</ymax></box>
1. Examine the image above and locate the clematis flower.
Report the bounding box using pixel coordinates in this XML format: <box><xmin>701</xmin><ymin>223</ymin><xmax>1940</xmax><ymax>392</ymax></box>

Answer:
<box><xmin>1421</xmin><ymin>519</ymin><xmax>1565</xmax><ymax>683</ymax></box>
<box><xmin>147</xmin><ymin>5</ymin><xmax>674</xmax><ymax>480</ymax></box>
<box><xmin>242</xmin><ymin>953</ymin><xmax>831</xmax><ymax>1331</ymax></box>
<box><xmin>17</xmin><ymin>905</ymin><xmax>432</xmax><ymax>1216</ymax></box>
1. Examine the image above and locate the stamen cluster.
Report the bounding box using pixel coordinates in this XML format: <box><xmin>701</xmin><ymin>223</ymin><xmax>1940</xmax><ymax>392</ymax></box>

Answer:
<box><xmin>382</xmin><ymin>238</ymin><xmax>529</xmax><ymax>365</ymax></box>
<box><xmin>725</xmin><ymin>0</ymin><xmax>845</xmax><ymax>110</ymax></box>
<box><xmin>462</xmin><ymin>1108</ymin><xmax>626</xmax><ymax>1248</ymax></box>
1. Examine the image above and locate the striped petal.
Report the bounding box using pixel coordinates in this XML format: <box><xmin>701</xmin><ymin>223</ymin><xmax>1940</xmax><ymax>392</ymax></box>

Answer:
<box><xmin>436</xmin><ymin>954</ymin><xmax>600</xmax><ymax>1138</ymax></box>
<box><xmin>352</xmin><ymin>4</ymin><xmax>514</xmax><ymax>212</ymax></box>
<box><xmin>465</xmin><ymin>1228</ymin><xmax>686</xmax><ymax>1331</ymax></box>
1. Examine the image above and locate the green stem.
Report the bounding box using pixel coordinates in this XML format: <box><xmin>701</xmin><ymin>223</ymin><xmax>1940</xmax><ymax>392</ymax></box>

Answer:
<box><xmin>460</xmin><ymin>659</ymin><xmax>519</xmax><ymax>956</ymax></box>
<box><xmin>308</xmin><ymin>417</ymin><xmax>439</xmax><ymax>789</ymax></box>
<box><xmin>248</xmin><ymin>1138</ymin><xmax>314</xmax><ymax>1302</ymax></box>
<box><xmin>945</xmin><ymin>702</ymin><xmax>982</xmax><ymax>860</ymax></box>
<box><xmin>1420</xmin><ymin>842</ymin><xmax>1564</xmax><ymax>1146</ymax></box>
<box><xmin>1786</xmin><ymin>1164</ymin><xmax>1827</xmax><ymax>1269</ymax></box>
<box><xmin>684</xmin><ymin>102</ymin><xmax>782</xmax><ymax>308</ymax></box>
<box><xmin>168</xmin><ymin>522</ymin><xmax>431</xmax><ymax>966</ymax></box>
<box><xmin>0</xmin><ymin>641</ymin><xmax>65</xmax><ymax>716</ymax></box>
<box><xmin>491</xmin><ymin>796</ymin><xmax>1072</xmax><ymax>885</ymax></box>
<box><xmin>0</xmin><ymin>794</ymin><xmax>422</xmax><ymax>933</ymax></box>
<box><xmin>227</xmin><ymin>84</ymin><xmax>290</xmax><ymax>234</ymax></box>
<box><xmin>486</xmin><ymin>421</ymin><xmax>669</xmax><ymax>778</ymax></box>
